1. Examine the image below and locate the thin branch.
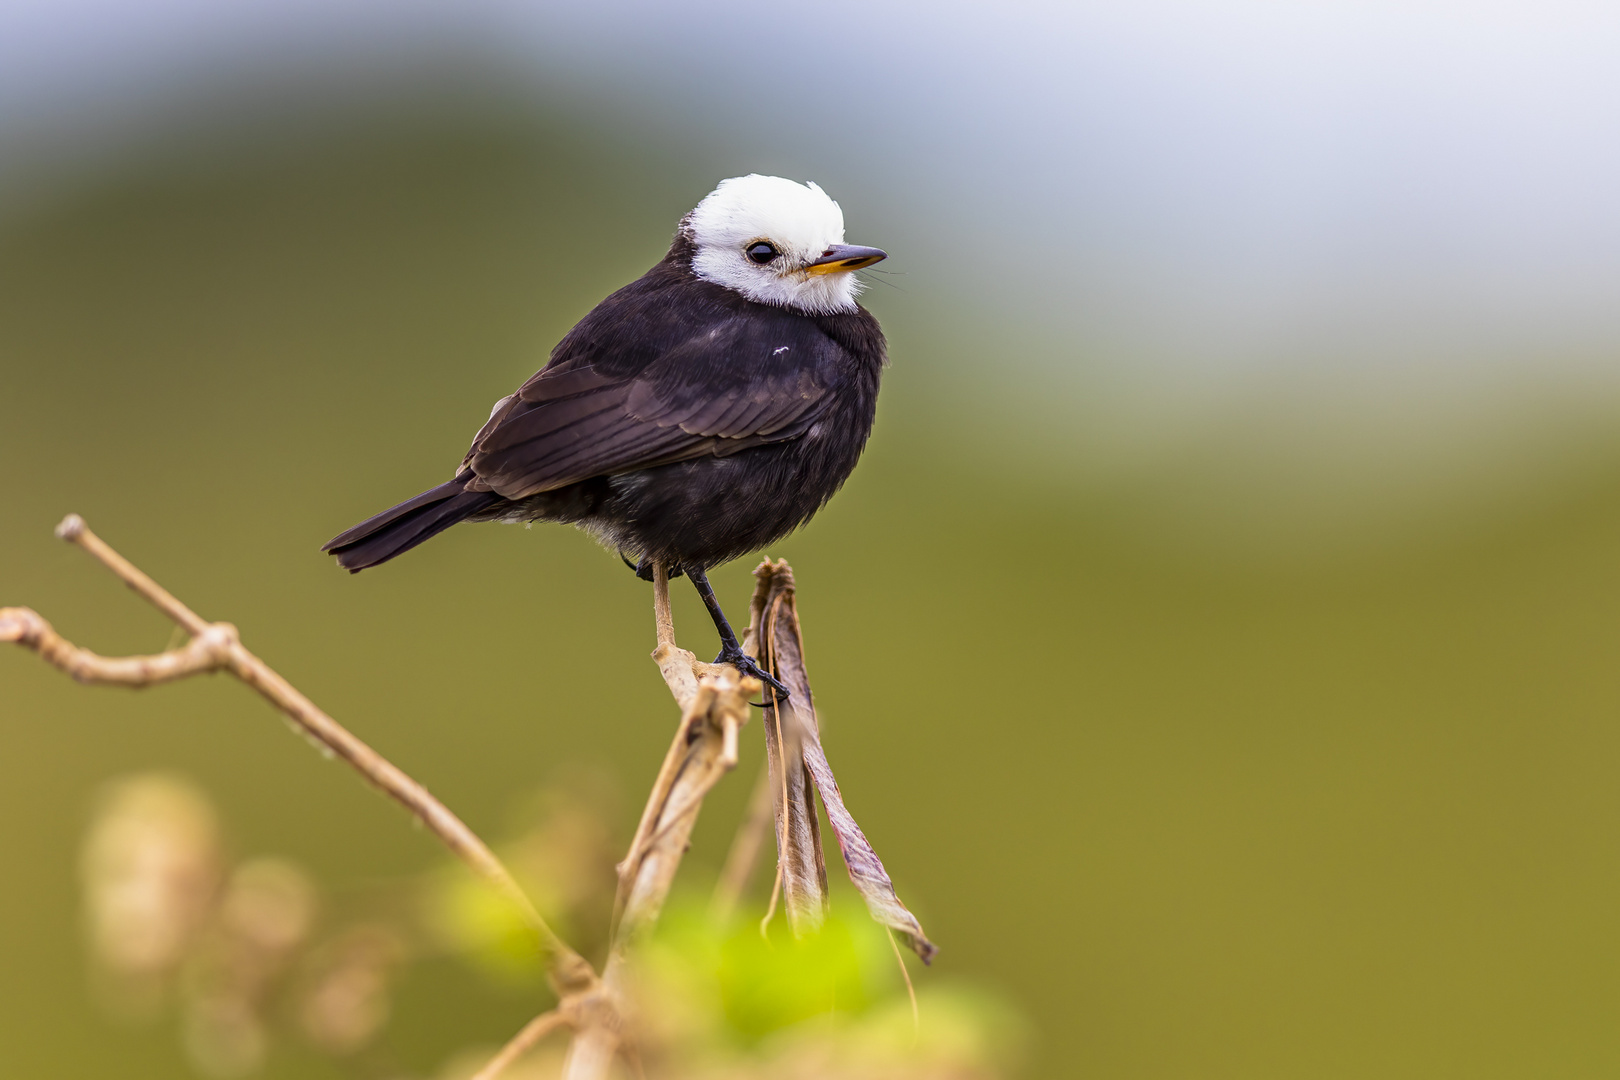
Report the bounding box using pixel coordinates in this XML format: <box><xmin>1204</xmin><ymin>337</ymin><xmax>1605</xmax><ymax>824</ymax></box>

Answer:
<box><xmin>565</xmin><ymin>560</ymin><xmax>756</xmax><ymax>1080</ymax></box>
<box><xmin>56</xmin><ymin>513</ymin><xmax>210</xmax><ymax>634</ymax></box>
<box><xmin>3</xmin><ymin>515</ymin><xmax>596</xmax><ymax>997</ymax></box>
<box><xmin>615</xmin><ymin>564</ymin><xmax>754</xmax><ymax>938</ymax></box>
<box><xmin>0</xmin><ymin>606</ymin><xmax>235</xmax><ymax>686</ymax></box>
<box><xmin>468</xmin><ymin>1009</ymin><xmax>567</xmax><ymax>1080</ymax></box>
<box><xmin>9</xmin><ymin>517</ymin><xmax>898</xmax><ymax>1079</ymax></box>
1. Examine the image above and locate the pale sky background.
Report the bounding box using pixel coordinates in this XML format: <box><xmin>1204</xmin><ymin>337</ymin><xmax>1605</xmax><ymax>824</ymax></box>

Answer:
<box><xmin>5</xmin><ymin>0</ymin><xmax>1619</xmax><ymax>540</ymax></box>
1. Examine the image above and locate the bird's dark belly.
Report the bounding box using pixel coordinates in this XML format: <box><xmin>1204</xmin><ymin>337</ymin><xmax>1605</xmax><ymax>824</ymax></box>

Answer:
<box><xmin>499</xmin><ymin>422</ymin><xmax>860</xmax><ymax>571</ymax></box>
<box><xmin>599</xmin><ymin>428</ymin><xmax>854</xmax><ymax>569</ymax></box>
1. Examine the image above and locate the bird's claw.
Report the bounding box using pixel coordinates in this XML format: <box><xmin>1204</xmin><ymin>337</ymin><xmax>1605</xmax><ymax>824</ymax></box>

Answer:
<box><xmin>713</xmin><ymin>647</ymin><xmax>791</xmax><ymax>701</ymax></box>
<box><xmin>622</xmin><ymin>554</ymin><xmax>685</xmax><ymax>582</ymax></box>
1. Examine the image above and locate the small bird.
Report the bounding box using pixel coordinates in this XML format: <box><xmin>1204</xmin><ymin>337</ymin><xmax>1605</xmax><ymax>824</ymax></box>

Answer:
<box><xmin>323</xmin><ymin>175</ymin><xmax>888</xmax><ymax>695</ymax></box>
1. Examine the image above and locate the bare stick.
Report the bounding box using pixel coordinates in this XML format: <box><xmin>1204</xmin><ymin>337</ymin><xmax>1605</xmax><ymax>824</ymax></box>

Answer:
<box><xmin>55</xmin><ymin>514</ymin><xmax>209</xmax><ymax>635</ymax></box>
<box><xmin>565</xmin><ymin>561</ymin><xmax>755</xmax><ymax>1080</ymax></box>
<box><xmin>617</xmin><ymin>565</ymin><xmax>754</xmax><ymax>936</ymax></box>
<box><xmin>468</xmin><ymin>1009</ymin><xmax>567</xmax><ymax>1080</ymax></box>
<box><xmin>0</xmin><ymin>607</ymin><xmax>236</xmax><ymax>686</ymax></box>
<box><xmin>9</xmin><ymin>517</ymin><xmax>804</xmax><ymax>1078</ymax></box>
<box><xmin>610</xmin><ymin>565</ymin><xmax>708</xmax><ymax>930</ymax></box>
<box><xmin>3</xmin><ymin>516</ymin><xmax>595</xmax><ymax>997</ymax></box>
<box><xmin>652</xmin><ymin>560</ymin><xmax>677</xmax><ymax>651</ymax></box>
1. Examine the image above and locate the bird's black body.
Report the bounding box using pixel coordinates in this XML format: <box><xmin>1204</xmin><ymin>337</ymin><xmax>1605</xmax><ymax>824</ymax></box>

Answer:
<box><xmin>324</xmin><ymin>232</ymin><xmax>886</xmax><ymax>583</ymax></box>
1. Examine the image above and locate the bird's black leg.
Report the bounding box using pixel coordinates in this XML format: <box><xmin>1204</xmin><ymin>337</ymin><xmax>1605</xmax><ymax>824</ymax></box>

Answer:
<box><xmin>686</xmin><ymin>566</ymin><xmax>791</xmax><ymax>700</ymax></box>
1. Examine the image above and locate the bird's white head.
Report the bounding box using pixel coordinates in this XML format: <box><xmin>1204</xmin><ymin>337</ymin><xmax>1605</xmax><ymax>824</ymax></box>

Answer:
<box><xmin>684</xmin><ymin>174</ymin><xmax>887</xmax><ymax>315</ymax></box>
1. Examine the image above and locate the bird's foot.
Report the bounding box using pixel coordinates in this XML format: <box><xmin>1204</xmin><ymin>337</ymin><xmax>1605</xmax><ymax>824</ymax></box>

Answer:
<box><xmin>621</xmin><ymin>554</ymin><xmax>685</xmax><ymax>582</ymax></box>
<box><xmin>712</xmin><ymin>645</ymin><xmax>791</xmax><ymax>701</ymax></box>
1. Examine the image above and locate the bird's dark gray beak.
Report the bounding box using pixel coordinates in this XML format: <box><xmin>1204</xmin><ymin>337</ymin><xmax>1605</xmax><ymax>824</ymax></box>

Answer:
<box><xmin>803</xmin><ymin>244</ymin><xmax>888</xmax><ymax>275</ymax></box>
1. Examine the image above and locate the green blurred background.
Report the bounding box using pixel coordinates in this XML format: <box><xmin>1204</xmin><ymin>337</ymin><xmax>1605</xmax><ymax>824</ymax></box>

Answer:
<box><xmin>5</xmin><ymin>5</ymin><xmax>1620</xmax><ymax>1077</ymax></box>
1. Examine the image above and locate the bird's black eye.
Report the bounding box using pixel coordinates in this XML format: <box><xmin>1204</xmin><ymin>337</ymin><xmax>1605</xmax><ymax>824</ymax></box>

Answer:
<box><xmin>746</xmin><ymin>241</ymin><xmax>780</xmax><ymax>265</ymax></box>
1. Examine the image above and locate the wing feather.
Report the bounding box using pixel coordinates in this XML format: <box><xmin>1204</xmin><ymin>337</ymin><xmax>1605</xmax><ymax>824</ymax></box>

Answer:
<box><xmin>464</xmin><ymin>296</ymin><xmax>845</xmax><ymax>499</ymax></box>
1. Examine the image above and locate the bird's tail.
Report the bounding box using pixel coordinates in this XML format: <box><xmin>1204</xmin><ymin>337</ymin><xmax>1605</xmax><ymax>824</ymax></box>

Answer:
<box><xmin>322</xmin><ymin>477</ymin><xmax>500</xmax><ymax>572</ymax></box>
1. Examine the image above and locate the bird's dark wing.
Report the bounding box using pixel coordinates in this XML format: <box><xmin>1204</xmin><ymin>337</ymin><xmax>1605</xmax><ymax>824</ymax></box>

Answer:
<box><xmin>464</xmin><ymin>310</ymin><xmax>843</xmax><ymax>499</ymax></box>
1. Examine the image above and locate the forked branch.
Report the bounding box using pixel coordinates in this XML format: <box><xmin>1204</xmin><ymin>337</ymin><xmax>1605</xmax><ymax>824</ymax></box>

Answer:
<box><xmin>5</xmin><ymin>517</ymin><xmax>891</xmax><ymax>1080</ymax></box>
<box><xmin>1</xmin><ymin>515</ymin><xmax>596</xmax><ymax>998</ymax></box>
<box><xmin>562</xmin><ymin>562</ymin><xmax>757</xmax><ymax>1080</ymax></box>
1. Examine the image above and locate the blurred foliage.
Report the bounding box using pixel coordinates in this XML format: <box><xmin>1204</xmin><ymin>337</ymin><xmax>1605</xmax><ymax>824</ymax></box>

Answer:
<box><xmin>626</xmin><ymin>905</ymin><xmax>1024</xmax><ymax>1080</ymax></box>
<box><xmin>78</xmin><ymin>770</ymin><xmax>1019</xmax><ymax>1079</ymax></box>
<box><xmin>5</xmin><ymin>74</ymin><xmax>1620</xmax><ymax>1080</ymax></box>
<box><xmin>423</xmin><ymin>772</ymin><xmax>621</xmax><ymax>987</ymax></box>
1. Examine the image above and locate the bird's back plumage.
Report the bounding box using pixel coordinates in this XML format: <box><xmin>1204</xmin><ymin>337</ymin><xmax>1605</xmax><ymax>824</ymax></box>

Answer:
<box><xmin>324</xmin><ymin>230</ymin><xmax>886</xmax><ymax>574</ymax></box>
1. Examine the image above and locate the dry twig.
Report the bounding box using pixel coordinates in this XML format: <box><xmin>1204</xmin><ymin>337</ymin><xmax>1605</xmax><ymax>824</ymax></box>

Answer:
<box><xmin>7</xmin><ymin>517</ymin><xmax>927</xmax><ymax>1080</ymax></box>
<box><xmin>0</xmin><ymin>515</ymin><xmax>596</xmax><ymax>1003</ymax></box>
<box><xmin>469</xmin><ymin>1009</ymin><xmax>569</xmax><ymax>1080</ymax></box>
<box><xmin>751</xmin><ymin>560</ymin><xmax>936</xmax><ymax>963</ymax></box>
<box><xmin>563</xmin><ymin>562</ymin><xmax>757</xmax><ymax>1080</ymax></box>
